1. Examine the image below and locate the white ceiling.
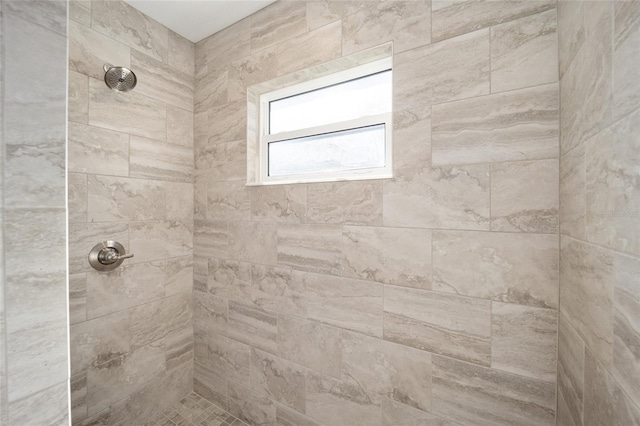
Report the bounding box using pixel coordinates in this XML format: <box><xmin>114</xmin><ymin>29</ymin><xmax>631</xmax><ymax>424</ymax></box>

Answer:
<box><xmin>123</xmin><ymin>0</ymin><xmax>276</xmax><ymax>43</ymax></box>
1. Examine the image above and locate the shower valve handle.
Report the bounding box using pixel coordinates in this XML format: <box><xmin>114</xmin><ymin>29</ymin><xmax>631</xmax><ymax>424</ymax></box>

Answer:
<box><xmin>89</xmin><ymin>241</ymin><xmax>134</xmax><ymax>271</ymax></box>
<box><xmin>98</xmin><ymin>248</ymin><xmax>134</xmax><ymax>264</ymax></box>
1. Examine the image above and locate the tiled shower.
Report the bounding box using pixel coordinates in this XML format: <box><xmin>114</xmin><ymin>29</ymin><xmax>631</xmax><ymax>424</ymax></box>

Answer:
<box><xmin>0</xmin><ymin>0</ymin><xmax>638</xmax><ymax>425</ymax></box>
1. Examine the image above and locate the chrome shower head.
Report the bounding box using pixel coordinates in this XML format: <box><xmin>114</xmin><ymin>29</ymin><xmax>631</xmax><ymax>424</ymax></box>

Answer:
<box><xmin>103</xmin><ymin>63</ymin><xmax>137</xmax><ymax>92</ymax></box>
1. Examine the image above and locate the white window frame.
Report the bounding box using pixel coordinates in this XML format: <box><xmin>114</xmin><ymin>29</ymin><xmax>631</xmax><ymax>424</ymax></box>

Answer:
<box><xmin>255</xmin><ymin>57</ymin><xmax>393</xmax><ymax>185</ymax></box>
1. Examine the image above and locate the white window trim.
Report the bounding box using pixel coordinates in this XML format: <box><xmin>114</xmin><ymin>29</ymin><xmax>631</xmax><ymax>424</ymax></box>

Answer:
<box><xmin>250</xmin><ymin>57</ymin><xmax>393</xmax><ymax>186</ymax></box>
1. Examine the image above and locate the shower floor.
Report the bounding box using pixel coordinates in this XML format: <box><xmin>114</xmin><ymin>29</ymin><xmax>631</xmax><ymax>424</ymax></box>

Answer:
<box><xmin>143</xmin><ymin>392</ymin><xmax>248</xmax><ymax>426</ymax></box>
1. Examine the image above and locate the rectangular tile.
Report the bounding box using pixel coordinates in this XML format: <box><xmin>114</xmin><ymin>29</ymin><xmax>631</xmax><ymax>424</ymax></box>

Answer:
<box><xmin>276</xmin><ymin>404</ymin><xmax>322</xmax><ymax>426</ymax></box>
<box><xmin>277</xmin><ymin>20</ymin><xmax>341</xmax><ymax>75</ymax></box>
<box><xmin>207</xmin><ymin>334</ymin><xmax>251</xmax><ymax>386</ymax></box>
<box><xmin>165</xmin><ymin>326</ymin><xmax>193</xmax><ymax>370</ymax></box>
<box><xmin>432</xmin><ymin>355</ymin><xmax>556</xmax><ymax>425</ymax></box>
<box><xmin>382</xmin><ymin>398</ymin><xmax>456</xmax><ymax>426</ymax></box>
<box><xmin>165</xmin><ymin>181</ymin><xmax>194</xmax><ymax>221</ymax></box>
<box><xmin>277</xmin><ymin>224</ymin><xmax>342</xmax><ymax>275</ymax></box>
<box><xmin>165</xmin><ymin>256</ymin><xmax>193</xmax><ymax>296</ymax></box>
<box><xmin>227</xmin><ymin>46</ymin><xmax>277</xmax><ymax>101</ymax></box>
<box><xmin>306</xmin><ymin>273</ymin><xmax>383</xmax><ymax>338</ymax></box>
<box><xmin>384</xmin><ymin>285</ymin><xmax>491</xmax><ymax>366</ymax></box>
<box><xmin>130</xmin><ymin>136</ymin><xmax>193</xmax><ymax>183</ymax></box>
<box><xmin>277</xmin><ymin>314</ymin><xmax>342</xmax><ymax>378</ymax></box>
<box><xmin>207</xmin><ymin>99</ymin><xmax>246</xmax><ymax>145</ymax></box>
<box><xmin>307</xmin><ymin>181</ymin><xmax>382</xmax><ymax>226</ymax></box>
<box><xmin>129</xmin><ymin>220</ymin><xmax>193</xmax><ymax>263</ymax></box>
<box><xmin>251</xmin><ymin>265</ymin><xmax>306</xmax><ymax>317</ymax></box>
<box><xmin>194</xmin><ymin>362</ymin><xmax>227</xmax><ymax>410</ymax></box>
<box><xmin>250</xmin><ymin>184</ymin><xmax>306</xmax><ymax>223</ymax></box>
<box><xmin>194</xmin><ymin>220</ymin><xmax>229</xmax><ymax>259</ymax></box>
<box><xmin>491</xmin><ymin>302</ymin><xmax>558</xmax><ymax>382</ymax></box>
<box><xmin>251</xmin><ymin>348</ymin><xmax>306</xmax><ymax>413</ymax></box>
<box><xmin>71</xmin><ymin>371</ymin><xmax>88</xmax><ymax>423</ymax></box>
<box><xmin>229</xmin><ymin>221</ymin><xmax>277</xmax><ymax>266</ymax></box>
<box><xmin>560</xmin><ymin>144</ymin><xmax>586</xmax><ymax>239</ymax></box>
<box><xmin>69</xmin><ymin>19</ymin><xmax>130</xmax><ymax>80</ymax></box>
<box><xmin>558</xmin><ymin>312</ymin><xmax>584</xmax><ymax>426</ymax></box>
<box><xmin>342</xmin><ymin>226</ymin><xmax>430</xmax><ymax>290</ymax></box>
<box><xmin>194</xmin><ymin>293</ymin><xmax>228</xmax><ymax>340</ymax></box>
<box><xmin>433</xmin><ymin>230</ymin><xmax>559</xmax><ymax>309</ymax></box>
<box><xmin>393</xmin><ymin>106</ymin><xmax>431</xmax><ymax>171</ymax></box>
<box><xmin>250</xmin><ymin>1</ymin><xmax>306</xmax><ymax>51</ymax></box>
<box><xmin>228</xmin><ymin>300</ymin><xmax>278</xmax><ymax>354</ymax></box>
<box><xmin>207</xmin><ymin>180</ymin><xmax>251</xmax><ymax>221</ymax></box>
<box><xmin>491</xmin><ymin>160</ymin><xmax>559</xmax><ymax>233</ymax></box>
<box><xmin>613</xmin><ymin>0</ymin><xmax>640</xmax><ymax>119</ymax></box>
<box><xmin>69</xmin><ymin>70</ymin><xmax>88</xmax><ymax>123</ymax></box>
<box><xmin>167</xmin><ymin>105</ymin><xmax>194</xmax><ymax>148</ymax></box>
<box><xmin>208</xmin><ymin>258</ymin><xmax>252</xmax><ymax>302</ymax></box>
<box><xmin>68</xmin><ymin>172</ymin><xmax>88</xmax><ymax>223</ymax></box>
<box><xmin>383</xmin><ymin>165</ymin><xmax>490</xmax><ymax>230</ymax></box>
<box><xmin>87</xmin><ymin>175</ymin><xmax>165</xmax><ymax>222</ymax></box>
<box><xmin>228</xmin><ymin>380</ymin><xmax>276</xmax><ymax>426</ymax></box>
<box><xmin>583</xmin><ymin>349</ymin><xmax>616</xmax><ymax>426</ymax></box>
<box><xmin>69</xmin><ymin>273</ymin><xmax>87</xmax><ymax>325</ymax></box>
<box><xmin>68</xmin><ymin>122</ymin><xmax>129</xmax><ymax>176</ymax></box>
<box><xmin>130</xmin><ymin>292</ymin><xmax>192</xmax><ymax>349</ymax></box>
<box><xmin>168</xmin><ymin>30</ymin><xmax>195</xmax><ymax>76</ymax></box>
<box><xmin>432</xmin><ymin>83</ymin><xmax>559</xmax><ymax>165</ymax></box>
<box><xmin>8</xmin><ymin>382</ymin><xmax>69</xmax><ymax>426</ymax></box>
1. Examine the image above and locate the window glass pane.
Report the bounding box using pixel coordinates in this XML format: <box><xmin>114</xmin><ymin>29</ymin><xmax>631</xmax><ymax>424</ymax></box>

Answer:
<box><xmin>269</xmin><ymin>70</ymin><xmax>391</xmax><ymax>134</ymax></box>
<box><xmin>268</xmin><ymin>125</ymin><xmax>385</xmax><ymax>177</ymax></box>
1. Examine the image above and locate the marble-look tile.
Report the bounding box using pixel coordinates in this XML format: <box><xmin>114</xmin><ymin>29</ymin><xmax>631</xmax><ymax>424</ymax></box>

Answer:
<box><xmin>615</xmin><ymin>385</ymin><xmax>640</xmax><ymax>426</ymax></box>
<box><xmin>342</xmin><ymin>331</ymin><xmax>432</xmax><ymax>412</ymax></box>
<box><xmin>383</xmin><ymin>165</ymin><xmax>490</xmax><ymax>230</ymax></box>
<box><xmin>70</xmin><ymin>0</ymin><xmax>91</xmax><ymax>25</ymax></box>
<box><xmin>491</xmin><ymin>160</ymin><xmax>559</xmax><ymax>233</ymax></box>
<box><xmin>68</xmin><ymin>222</ymin><xmax>129</xmax><ymax>274</ymax></box>
<box><xmin>344</xmin><ymin>1</ymin><xmax>431</xmax><ymax>55</ymax></box>
<box><xmin>207</xmin><ymin>180</ymin><xmax>251</xmax><ymax>221</ymax></box>
<box><xmin>165</xmin><ymin>326</ymin><xmax>193</xmax><ymax>370</ymax></box>
<box><xmin>613</xmin><ymin>0</ymin><xmax>640</xmax><ymax>119</ymax></box>
<box><xmin>228</xmin><ymin>46</ymin><xmax>277</xmax><ymax>102</ymax></box>
<box><xmin>558</xmin><ymin>313</ymin><xmax>584</xmax><ymax>426</ymax></box>
<box><xmin>194</xmin><ymin>362</ymin><xmax>227</xmax><ymax>410</ymax></box>
<box><xmin>87</xmin><ymin>342</ymin><xmax>165</xmax><ymax>416</ymax></box>
<box><xmin>193</xmin><ymin>255</ymin><xmax>208</xmax><ymax>293</ymax></box>
<box><xmin>394</xmin><ymin>29</ymin><xmax>490</xmax><ymax>111</ymax></box>
<box><xmin>277</xmin><ymin>224</ymin><xmax>342</xmax><ymax>275</ymax></box>
<box><xmin>433</xmin><ymin>230</ymin><xmax>559</xmax><ymax>309</ymax></box>
<box><xmin>342</xmin><ymin>226</ymin><xmax>431</xmax><ymax>290</ymax></box>
<box><xmin>557</xmin><ymin>0</ymin><xmax>585</xmax><ymax>78</ymax></box>
<box><xmin>168</xmin><ymin>31</ymin><xmax>195</xmax><ymax>76</ymax></box>
<box><xmin>91</xmin><ymin>0</ymin><xmax>168</xmax><ymax>62</ymax></box>
<box><xmin>196</xmin><ymin>16</ymin><xmax>250</xmax><ymax>71</ymax></box>
<box><xmin>393</xmin><ymin>106</ymin><xmax>431</xmax><ymax>171</ymax></box>
<box><xmin>557</xmin><ymin>390</ymin><xmax>580</xmax><ymax>426</ymax></box>
<box><xmin>195</xmin><ymin>139</ymin><xmax>246</xmax><ymax>183</ymax></box>
<box><xmin>251</xmin><ymin>348</ymin><xmax>306</xmax><ymax>413</ymax></box>
<box><xmin>491</xmin><ymin>9</ymin><xmax>558</xmax><ymax>93</ymax></box>
<box><xmin>194</xmin><ymin>220</ymin><xmax>229</xmax><ymax>259</ymax></box>
<box><xmin>68</xmin><ymin>20</ymin><xmax>130</xmax><ymax>81</ymax></box>
<box><xmin>208</xmin><ymin>258</ymin><xmax>252</xmax><ymax>302</ymax></box>
<box><xmin>250</xmin><ymin>184</ymin><xmax>306</xmax><ymax>223</ymax></box>
<box><xmin>613</xmin><ymin>253</ymin><xmax>640</xmax><ymax>405</ymax></box>
<box><xmin>207</xmin><ymin>334</ymin><xmax>251</xmax><ymax>386</ymax></box>
<box><xmin>228</xmin><ymin>380</ymin><xmax>276</xmax><ymax>426</ymax></box>
<box><xmin>560</xmin><ymin>144</ymin><xmax>586</xmax><ymax>240</ymax></box>
<box><xmin>130</xmin><ymin>136</ymin><xmax>193</xmax><ymax>183</ymax></box>
<box><xmin>86</xmin><ymin>261</ymin><xmax>165</xmax><ymax>319</ymax></box>
<box><xmin>432</xmin><ymin>355</ymin><xmax>556</xmax><ymax>426</ymax></box>
<box><xmin>167</xmin><ymin>105</ymin><xmax>194</xmax><ymax>148</ymax></box>
<box><xmin>384</xmin><ymin>285</ymin><xmax>491</xmax><ymax>366</ymax></box>
<box><xmin>4</xmin><ymin>0</ymin><xmax>66</xmax><ymax>34</ymax></box>
<box><xmin>491</xmin><ymin>303</ymin><xmax>558</xmax><ymax>382</ymax></box>
<box><xmin>252</xmin><ymin>265</ymin><xmax>306</xmax><ymax>317</ymax></box>
<box><xmin>431</xmin><ymin>0</ymin><xmax>556</xmax><ymax>42</ymax></box>
<box><xmin>70</xmin><ymin>273</ymin><xmax>87</xmax><ymax>325</ymax></box>
<box><xmin>71</xmin><ymin>371</ymin><xmax>88</xmax><ymax>422</ymax></box>
<box><xmin>194</xmin><ymin>181</ymin><xmax>207</xmax><ymax>220</ymax></box>
<box><xmin>195</xmin><ymin>69</ymin><xmax>228</xmax><ymax>113</ymax></box>
<box><xmin>69</xmin><ymin>173</ymin><xmax>88</xmax><ymax>223</ymax></box>
<box><xmin>87</xmin><ymin>175</ymin><xmax>165</xmax><ymax>222</ymax></box>
<box><xmin>89</xmin><ymin>79</ymin><xmax>167</xmax><ymax>142</ymax></box>
<box><xmin>228</xmin><ymin>300</ymin><xmax>278</xmax><ymax>354</ymax></box>
<box><xmin>560</xmin><ymin>1</ymin><xmax>613</xmax><ymax>154</ymax></box>
<box><xmin>194</xmin><ymin>292</ymin><xmax>228</xmax><ymax>339</ymax></box>
<box><xmin>382</xmin><ymin>398</ymin><xmax>457</xmax><ymax>426</ymax></box>
<box><xmin>250</xmin><ymin>1</ymin><xmax>307</xmax><ymax>51</ymax></box>
<box><xmin>307</xmin><ymin>181</ymin><xmax>382</xmax><ymax>225</ymax></box>
<box><xmin>584</xmin><ymin>349</ymin><xmax>616</xmax><ymax>426</ymax></box>
<box><xmin>7</xmin><ymin>381</ymin><xmax>69</xmax><ymax>426</ymax></box>
<box><xmin>68</xmin><ymin>122</ymin><xmax>129</xmax><ymax>176</ymax></box>
<box><xmin>165</xmin><ymin>256</ymin><xmax>193</xmax><ymax>296</ymax></box>
<box><xmin>306</xmin><ymin>273</ymin><xmax>383</xmax><ymax>338</ymax></box>
<box><xmin>132</xmin><ymin>50</ymin><xmax>194</xmax><ymax>112</ymax></box>
<box><xmin>277</xmin><ymin>21</ymin><xmax>341</xmax><ymax>76</ymax></box>
<box><xmin>70</xmin><ymin>310</ymin><xmax>130</xmax><ymax>375</ymax></box>
<box><xmin>306</xmin><ymin>370</ymin><xmax>382</xmax><ymax>426</ymax></box>
<box><xmin>585</xmin><ymin>109</ymin><xmax>640</xmax><ymax>257</ymax></box>
<box><xmin>130</xmin><ymin>292</ymin><xmax>192</xmax><ymax>349</ymax></box>
<box><xmin>130</xmin><ymin>221</ymin><xmax>193</xmax><ymax>263</ymax></box>
<box><xmin>276</xmin><ymin>403</ymin><xmax>322</xmax><ymax>426</ymax></box>
<box><xmin>277</xmin><ymin>314</ymin><xmax>342</xmax><ymax>378</ymax></box>
<box><xmin>560</xmin><ymin>237</ymin><xmax>614</xmax><ymax>369</ymax></box>
<box><xmin>207</xmin><ymin>100</ymin><xmax>247</xmax><ymax>145</ymax></box>
<box><xmin>166</xmin><ymin>182</ymin><xmax>194</xmax><ymax>221</ymax></box>
<box><xmin>69</xmin><ymin>70</ymin><xmax>89</xmax><ymax>124</ymax></box>
<box><xmin>229</xmin><ymin>221</ymin><xmax>277</xmax><ymax>266</ymax></box>
<box><xmin>432</xmin><ymin>83</ymin><xmax>559</xmax><ymax>165</ymax></box>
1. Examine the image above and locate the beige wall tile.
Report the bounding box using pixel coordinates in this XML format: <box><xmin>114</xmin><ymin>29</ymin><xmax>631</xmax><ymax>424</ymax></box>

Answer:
<box><xmin>586</xmin><ymin>109</ymin><xmax>640</xmax><ymax>257</ymax></box>
<box><xmin>68</xmin><ymin>173</ymin><xmax>88</xmax><ymax>223</ymax></box>
<box><xmin>167</xmin><ymin>105</ymin><xmax>194</xmax><ymax>148</ymax></box>
<box><xmin>194</xmin><ymin>220</ymin><xmax>229</xmax><ymax>259</ymax></box>
<box><xmin>165</xmin><ymin>256</ymin><xmax>193</xmax><ymax>296</ymax></box>
<box><xmin>196</xmin><ymin>18</ymin><xmax>250</xmax><ymax>71</ymax></box>
<box><xmin>393</xmin><ymin>107</ymin><xmax>431</xmax><ymax>171</ymax></box>
<box><xmin>583</xmin><ymin>349</ymin><xmax>616</xmax><ymax>425</ymax></box>
<box><xmin>250</xmin><ymin>184</ymin><xmax>307</xmax><ymax>223</ymax></box>
<box><xmin>558</xmin><ymin>313</ymin><xmax>585</xmax><ymax>426</ymax></box>
<box><xmin>87</xmin><ymin>175</ymin><xmax>165</xmax><ymax>222</ymax></box>
<box><xmin>431</xmin><ymin>0</ymin><xmax>556</xmax><ymax>42</ymax></box>
<box><xmin>69</xmin><ymin>273</ymin><xmax>88</xmax><ymax>325</ymax></box>
<box><xmin>557</xmin><ymin>0</ymin><xmax>585</xmax><ymax>78</ymax></box>
<box><xmin>195</xmin><ymin>139</ymin><xmax>246</xmax><ymax>182</ymax></box>
<box><xmin>383</xmin><ymin>165</ymin><xmax>490</xmax><ymax>230</ymax></box>
<box><xmin>130</xmin><ymin>136</ymin><xmax>193</xmax><ymax>183</ymax></box>
<box><xmin>228</xmin><ymin>380</ymin><xmax>276</xmax><ymax>426</ymax></box>
<box><xmin>491</xmin><ymin>303</ymin><xmax>558</xmax><ymax>382</ymax></box>
<box><xmin>228</xmin><ymin>46</ymin><xmax>277</xmax><ymax>101</ymax></box>
<box><xmin>277</xmin><ymin>224</ymin><xmax>342</xmax><ymax>275</ymax></box>
<box><xmin>342</xmin><ymin>1</ymin><xmax>430</xmax><ymax>55</ymax></box>
<box><xmin>251</xmin><ymin>265</ymin><xmax>307</xmax><ymax>317</ymax></box>
<box><xmin>615</xmin><ymin>385</ymin><xmax>640</xmax><ymax>426</ymax></box>
<box><xmin>307</xmin><ymin>180</ymin><xmax>382</xmax><ymax>225</ymax></box>
<box><xmin>69</xmin><ymin>20</ymin><xmax>130</xmax><ymax>80</ymax></box>
<box><xmin>432</xmin><ymin>83</ymin><xmax>559</xmax><ymax>165</ymax></box>
<box><xmin>207</xmin><ymin>180</ymin><xmax>251</xmax><ymax>221</ymax></box>
<box><xmin>194</xmin><ymin>362</ymin><xmax>227</xmax><ymax>409</ymax></box>
<box><xmin>228</xmin><ymin>300</ymin><xmax>278</xmax><ymax>354</ymax></box>
<box><xmin>229</xmin><ymin>221</ymin><xmax>277</xmax><ymax>265</ymax></box>
<box><xmin>433</xmin><ymin>230</ymin><xmax>559</xmax><ymax>309</ymax></box>
<box><xmin>432</xmin><ymin>355</ymin><xmax>556</xmax><ymax>426</ymax></box>
<box><xmin>384</xmin><ymin>285</ymin><xmax>491</xmax><ymax>366</ymax></box>
<box><xmin>70</xmin><ymin>371</ymin><xmax>88</xmax><ymax>422</ymax></box>
<box><xmin>69</xmin><ymin>70</ymin><xmax>89</xmax><ymax>124</ymax></box>
<box><xmin>195</xmin><ymin>69</ymin><xmax>229</xmax><ymax>113</ymax></box>
<box><xmin>277</xmin><ymin>314</ymin><xmax>342</xmax><ymax>378</ymax></box>
<box><xmin>165</xmin><ymin>326</ymin><xmax>193</xmax><ymax>370</ymax></box>
<box><xmin>491</xmin><ymin>9</ymin><xmax>558</xmax><ymax>93</ymax></box>
<box><xmin>129</xmin><ymin>292</ymin><xmax>192</xmax><ymax>349</ymax></box>
<box><xmin>250</xmin><ymin>1</ymin><xmax>307</xmax><ymax>51</ymax></box>
<box><xmin>129</xmin><ymin>221</ymin><xmax>193</xmax><ymax>263</ymax></box>
<box><xmin>69</xmin><ymin>0</ymin><xmax>91</xmax><ymax>26</ymax></box>
<box><xmin>342</xmin><ymin>226</ymin><xmax>431</xmax><ymax>290</ymax></box>
<box><xmin>168</xmin><ymin>31</ymin><xmax>195</xmax><ymax>76</ymax></box>
<box><xmin>165</xmin><ymin>181</ymin><xmax>194</xmax><ymax>221</ymax></box>
<box><xmin>394</xmin><ymin>29</ymin><xmax>490</xmax><ymax>112</ymax></box>
<box><xmin>306</xmin><ymin>0</ymin><xmax>347</xmax><ymax>31</ymax></box>
<box><xmin>206</xmin><ymin>334</ymin><xmax>251</xmax><ymax>386</ymax></box>
<box><xmin>7</xmin><ymin>382</ymin><xmax>69</xmax><ymax>426</ymax></box>
<box><xmin>208</xmin><ymin>258</ymin><xmax>252</xmax><ymax>303</ymax></box>
<box><xmin>68</xmin><ymin>122</ymin><xmax>129</xmax><ymax>176</ymax></box>
<box><xmin>250</xmin><ymin>348</ymin><xmax>306</xmax><ymax>413</ymax></box>
<box><xmin>382</xmin><ymin>398</ymin><xmax>457</xmax><ymax>426</ymax></box>
<box><xmin>613</xmin><ymin>0</ymin><xmax>640</xmax><ymax>119</ymax></box>
<box><xmin>306</xmin><ymin>273</ymin><xmax>383</xmax><ymax>338</ymax></box>
<box><xmin>278</xmin><ymin>21</ymin><xmax>341</xmax><ymax>76</ymax></box>
<box><xmin>194</xmin><ymin>293</ymin><xmax>228</xmax><ymax>338</ymax></box>
<box><xmin>207</xmin><ymin>100</ymin><xmax>246</xmax><ymax>144</ymax></box>
<box><xmin>560</xmin><ymin>144</ymin><xmax>586</xmax><ymax>240</ymax></box>
<box><xmin>491</xmin><ymin>160</ymin><xmax>559</xmax><ymax>233</ymax></box>
<box><xmin>276</xmin><ymin>403</ymin><xmax>323</xmax><ymax>426</ymax></box>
